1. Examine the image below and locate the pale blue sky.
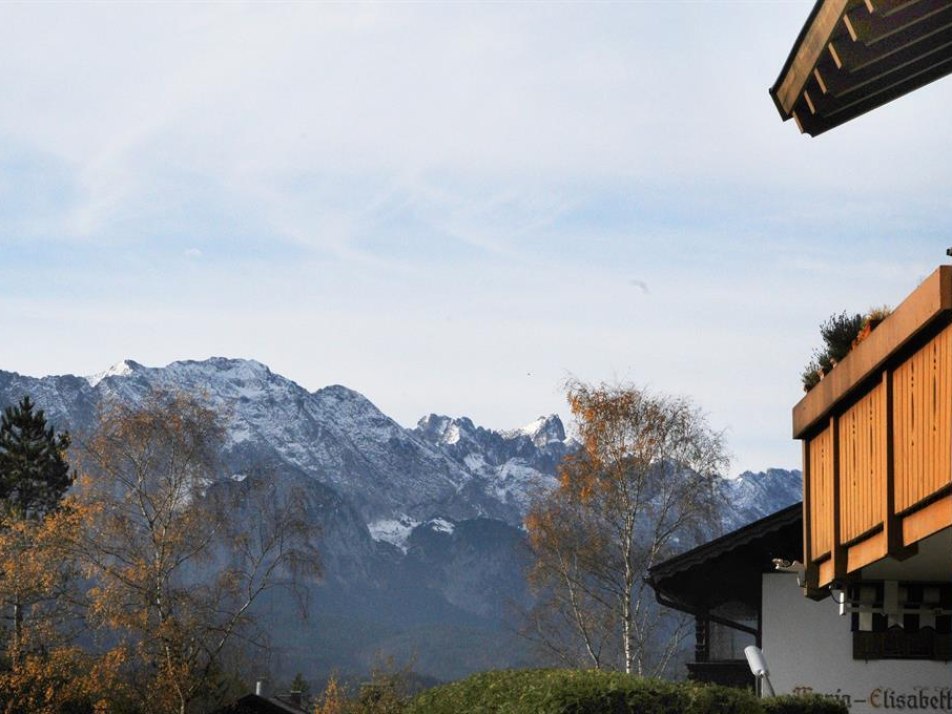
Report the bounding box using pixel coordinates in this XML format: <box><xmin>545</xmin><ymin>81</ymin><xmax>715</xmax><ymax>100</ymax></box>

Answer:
<box><xmin>2</xmin><ymin>2</ymin><xmax>951</xmax><ymax>474</ymax></box>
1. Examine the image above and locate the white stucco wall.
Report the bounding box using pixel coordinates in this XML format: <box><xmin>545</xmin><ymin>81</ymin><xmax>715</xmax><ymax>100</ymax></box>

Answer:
<box><xmin>761</xmin><ymin>573</ymin><xmax>951</xmax><ymax>713</ymax></box>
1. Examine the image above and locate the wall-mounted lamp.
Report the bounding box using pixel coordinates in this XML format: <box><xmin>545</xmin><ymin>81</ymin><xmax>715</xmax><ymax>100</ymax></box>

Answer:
<box><xmin>772</xmin><ymin>558</ymin><xmax>805</xmax><ymax>587</ymax></box>
<box><xmin>744</xmin><ymin>645</ymin><xmax>776</xmax><ymax>697</ymax></box>
<box><xmin>829</xmin><ymin>582</ymin><xmax>848</xmax><ymax>615</ymax></box>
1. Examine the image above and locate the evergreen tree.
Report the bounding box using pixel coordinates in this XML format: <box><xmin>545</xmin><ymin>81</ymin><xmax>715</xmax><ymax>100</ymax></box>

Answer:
<box><xmin>0</xmin><ymin>397</ymin><xmax>72</xmax><ymax>520</ymax></box>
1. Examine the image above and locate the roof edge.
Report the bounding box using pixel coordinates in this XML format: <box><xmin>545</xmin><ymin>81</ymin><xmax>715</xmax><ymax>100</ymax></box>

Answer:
<box><xmin>648</xmin><ymin>502</ymin><xmax>803</xmax><ymax>583</ymax></box>
<box><xmin>769</xmin><ymin>0</ymin><xmax>826</xmax><ymax>119</ymax></box>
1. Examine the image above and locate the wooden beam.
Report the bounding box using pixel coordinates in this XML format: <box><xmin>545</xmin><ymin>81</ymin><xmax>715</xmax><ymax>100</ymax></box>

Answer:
<box><xmin>791</xmin><ymin>98</ymin><xmax>838</xmax><ymax>136</ymax></box>
<box><xmin>826</xmin><ymin>8</ymin><xmax>952</xmax><ymax>78</ymax></box>
<box><xmin>843</xmin><ymin>0</ymin><xmax>951</xmax><ymax>45</ymax></box>
<box><xmin>804</xmin><ymin>89</ymin><xmax>819</xmax><ymax>114</ymax></box>
<box><xmin>812</xmin><ymin>52</ymin><xmax>844</xmax><ymax>95</ymax></box>
<box><xmin>774</xmin><ymin>0</ymin><xmax>853</xmax><ymax>115</ymax></box>
<box><xmin>818</xmin><ymin>557</ymin><xmax>836</xmax><ymax>587</ymax></box>
<box><xmin>829</xmin><ymin>39</ymin><xmax>846</xmax><ymax>70</ymax></box>
<box><xmin>867</xmin><ymin>0</ymin><xmax>929</xmax><ymax>19</ymax></box>
<box><xmin>846</xmin><ymin>529</ymin><xmax>887</xmax><ymax>571</ymax></box>
<box><xmin>820</xmin><ymin>52</ymin><xmax>952</xmax><ymax>126</ymax></box>
<box><xmin>802</xmin><ymin>41</ymin><xmax>952</xmax><ymax>120</ymax></box>
<box><xmin>902</xmin><ymin>492</ymin><xmax>952</xmax><ymax>544</ymax></box>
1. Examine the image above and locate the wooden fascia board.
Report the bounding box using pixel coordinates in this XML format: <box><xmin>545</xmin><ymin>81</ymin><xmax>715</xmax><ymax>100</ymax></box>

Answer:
<box><xmin>793</xmin><ymin>265</ymin><xmax>952</xmax><ymax>438</ymax></box>
<box><xmin>772</xmin><ymin>0</ymin><xmax>853</xmax><ymax>117</ymax></box>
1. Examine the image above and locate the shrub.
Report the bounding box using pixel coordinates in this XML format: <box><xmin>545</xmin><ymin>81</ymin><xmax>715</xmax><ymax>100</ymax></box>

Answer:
<box><xmin>819</xmin><ymin>312</ymin><xmax>864</xmax><ymax>364</ymax></box>
<box><xmin>405</xmin><ymin>669</ymin><xmax>761</xmax><ymax>714</ymax></box>
<box><xmin>314</xmin><ymin>660</ymin><xmax>423</xmax><ymax>714</ymax></box>
<box><xmin>762</xmin><ymin>693</ymin><xmax>848</xmax><ymax>714</ymax></box>
<box><xmin>801</xmin><ymin>311</ymin><xmax>863</xmax><ymax>392</ymax></box>
<box><xmin>801</xmin><ymin>309</ymin><xmax>893</xmax><ymax>392</ymax></box>
<box><xmin>686</xmin><ymin>683</ymin><xmax>762</xmax><ymax>714</ymax></box>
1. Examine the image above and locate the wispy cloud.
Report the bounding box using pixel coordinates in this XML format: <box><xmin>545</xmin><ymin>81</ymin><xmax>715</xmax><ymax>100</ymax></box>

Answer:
<box><xmin>2</xmin><ymin>2</ymin><xmax>952</xmax><ymax>472</ymax></box>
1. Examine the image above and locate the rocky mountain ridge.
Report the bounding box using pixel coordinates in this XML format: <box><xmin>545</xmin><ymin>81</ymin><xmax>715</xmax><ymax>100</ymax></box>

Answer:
<box><xmin>0</xmin><ymin>358</ymin><xmax>803</xmax><ymax>681</ymax></box>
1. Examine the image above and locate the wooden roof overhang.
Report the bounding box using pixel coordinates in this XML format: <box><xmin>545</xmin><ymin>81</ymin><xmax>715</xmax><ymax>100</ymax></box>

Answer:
<box><xmin>770</xmin><ymin>0</ymin><xmax>952</xmax><ymax>136</ymax></box>
<box><xmin>647</xmin><ymin>504</ymin><xmax>803</xmax><ymax>623</ymax></box>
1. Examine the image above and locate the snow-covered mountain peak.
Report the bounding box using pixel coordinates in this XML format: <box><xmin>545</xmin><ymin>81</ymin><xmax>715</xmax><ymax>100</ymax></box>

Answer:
<box><xmin>506</xmin><ymin>415</ymin><xmax>566</xmax><ymax>447</ymax></box>
<box><xmin>162</xmin><ymin>357</ymin><xmax>275</xmax><ymax>383</ymax></box>
<box><xmin>85</xmin><ymin>359</ymin><xmax>142</xmax><ymax>387</ymax></box>
<box><xmin>2</xmin><ymin>359</ymin><xmax>799</xmax><ymax>536</ymax></box>
<box><xmin>721</xmin><ymin>468</ymin><xmax>802</xmax><ymax>529</ymax></box>
<box><xmin>313</xmin><ymin>384</ymin><xmax>369</xmax><ymax>403</ymax></box>
<box><xmin>416</xmin><ymin>414</ymin><xmax>477</xmax><ymax>446</ymax></box>
<box><xmin>86</xmin><ymin>357</ymin><xmax>280</xmax><ymax>391</ymax></box>
<box><xmin>91</xmin><ymin>357</ymin><xmax>302</xmax><ymax>409</ymax></box>
<box><xmin>312</xmin><ymin>384</ymin><xmax>394</xmax><ymax>430</ymax></box>
<box><xmin>183</xmin><ymin>356</ymin><xmax>269</xmax><ymax>374</ymax></box>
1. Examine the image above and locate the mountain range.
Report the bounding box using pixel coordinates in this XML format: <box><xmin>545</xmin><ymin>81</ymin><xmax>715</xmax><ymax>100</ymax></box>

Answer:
<box><xmin>0</xmin><ymin>357</ymin><xmax>803</xmax><ymax>684</ymax></box>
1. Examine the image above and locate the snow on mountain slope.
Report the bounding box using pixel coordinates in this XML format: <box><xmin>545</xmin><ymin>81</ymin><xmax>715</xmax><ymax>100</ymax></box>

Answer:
<box><xmin>0</xmin><ymin>359</ymin><xmax>805</xmax><ymax>684</ymax></box>
<box><xmin>85</xmin><ymin>359</ymin><xmax>140</xmax><ymax>387</ymax></box>
<box><xmin>0</xmin><ymin>358</ymin><xmax>801</xmax><ymax>531</ymax></box>
<box><xmin>722</xmin><ymin>468</ymin><xmax>802</xmax><ymax>529</ymax></box>
<box><xmin>0</xmin><ymin>358</ymin><xmax>571</xmax><ymax>525</ymax></box>
<box><xmin>413</xmin><ymin>413</ymin><xmax>574</xmax><ymax>513</ymax></box>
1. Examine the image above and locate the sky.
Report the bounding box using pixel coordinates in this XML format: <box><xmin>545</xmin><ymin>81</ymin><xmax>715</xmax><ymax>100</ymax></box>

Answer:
<box><xmin>2</xmin><ymin>2</ymin><xmax>952</xmax><ymax>476</ymax></box>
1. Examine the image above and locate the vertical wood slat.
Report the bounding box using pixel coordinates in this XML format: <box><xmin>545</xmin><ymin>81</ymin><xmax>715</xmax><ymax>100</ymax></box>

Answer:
<box><xmin>892</xmin><ymin>324</ymin><xmax>952</xmax><ymax>513</ymax></box>
<box><xmin>802</xmin><ymin>438</ymin><xmax>816</xmax><ymax>589</ymax></box>
<box><xmin>893</xmin><ymin>354</ymin><xmax>911</xmax><ymax>504</ymax></box>
<box><xmin>809</xmin><ymin>425</ymin><xmax>834</xmax><ymax>560</ymax></box>
<box><xmin>830</xmin><ymin>414</ymin><xmax>845</xmax><ymax>581</ymax></box>
<box><xmin>838</xmin><ymin>383</ymin><xmax>885</xmax><ymax>543</ymax></box>
<box><xmin>883</xmin><ymin>369</ymin><xmax>900</xmax><ymax>554</ymax></box>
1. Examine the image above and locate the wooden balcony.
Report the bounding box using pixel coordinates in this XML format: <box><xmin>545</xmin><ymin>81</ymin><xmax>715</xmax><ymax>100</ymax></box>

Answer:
<box><xmin>793</xmin><ymin>266</ymin><xmax>952</xmax><ymax>593</ymax></box>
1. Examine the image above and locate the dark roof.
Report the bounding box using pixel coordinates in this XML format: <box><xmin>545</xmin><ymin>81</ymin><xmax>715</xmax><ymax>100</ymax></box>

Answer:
<box><xmin>210</xmin><ymin>694</ymin><xmax>306</xmax><ymax>714</ymax></box>
<box><xmin>770</xmin><ymin>0</ymin><xmax>952</xmax><ymax>136</ymax></box>
<box><xmin>648</xmin><ymin>503</ymin><xmax>803</xmax><ymax>612</ymax></box>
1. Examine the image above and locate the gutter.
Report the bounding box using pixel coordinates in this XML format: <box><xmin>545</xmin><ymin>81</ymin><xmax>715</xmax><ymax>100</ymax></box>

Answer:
<box><xmin>648</xmin><ymin>577</ymin><xmax>759</xmax><ymax>639</ymax></box>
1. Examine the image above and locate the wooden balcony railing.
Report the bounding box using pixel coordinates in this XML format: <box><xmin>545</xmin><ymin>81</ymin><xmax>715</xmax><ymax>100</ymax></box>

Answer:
<box><xmin>794</xmin><ymin>267</ymin><xmax>952</xmax><ymax>593</ymax></box>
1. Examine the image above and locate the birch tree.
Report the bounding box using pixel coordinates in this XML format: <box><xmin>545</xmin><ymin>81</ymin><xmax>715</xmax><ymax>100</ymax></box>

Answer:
<box><xmin>77</xmin><ymin>393</ymin><xmax>321</xmax><ymax>714</ymax></box>
<box><xmin>525</xmin><ymin>381</ymin><xmax>727</xmax><ymax>676</ymax></box>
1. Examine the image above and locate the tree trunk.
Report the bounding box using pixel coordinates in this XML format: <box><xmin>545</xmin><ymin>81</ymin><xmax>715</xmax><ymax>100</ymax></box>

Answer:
<box><xmin>11</xmin><ymin>593</ymin><xmax>21</xmax><ymax>670</ymax></box>
<box><xmin>623</xmin><ymin>539</ymin><xmax>634</xmax><ymax>675</ymax></box>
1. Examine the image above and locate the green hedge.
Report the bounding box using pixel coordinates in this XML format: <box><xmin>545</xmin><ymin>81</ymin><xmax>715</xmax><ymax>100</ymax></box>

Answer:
<box><xmin>762</xmin><ymin>694</ymin><xmax>849</xmax><ymax>714</ymax></box>
<box><xmin>405</xmin><ymin>670</ymin><xmax>847</xmax><ymax>714</ymax></box>
<box><xmin>405</xmin><ymin>669</ymin><xmax>754</xmax><ymax>714</ymax></box>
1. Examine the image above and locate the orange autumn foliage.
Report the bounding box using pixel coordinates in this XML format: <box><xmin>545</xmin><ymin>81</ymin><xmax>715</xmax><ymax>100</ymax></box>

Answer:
<box><xmin>524</xmin><ymin>380</ymin><xmax>728</xmax><ymax>676</ymax></box>
<box><xmin>314</xmin><ymin>674</ymin><xmax>348</xmax><ymax>714</ymax></box>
